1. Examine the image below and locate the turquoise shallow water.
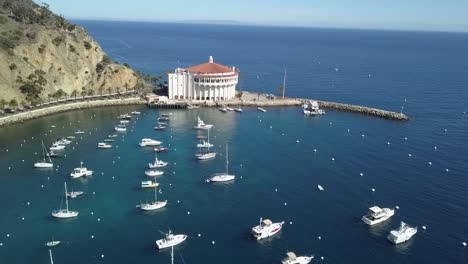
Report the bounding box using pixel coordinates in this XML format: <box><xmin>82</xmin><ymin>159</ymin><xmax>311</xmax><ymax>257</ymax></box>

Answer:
<box><xmin>0</xmin><ymin>105</ymin><xmax>467</xmax><ymax>263</ymax></box>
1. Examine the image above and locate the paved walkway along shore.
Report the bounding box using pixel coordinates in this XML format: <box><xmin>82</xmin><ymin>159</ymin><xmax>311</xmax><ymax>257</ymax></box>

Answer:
<box><xmin>0</xmin><ymin>97</ymin><xmax>146</xmax><ymax>127</ymax></box>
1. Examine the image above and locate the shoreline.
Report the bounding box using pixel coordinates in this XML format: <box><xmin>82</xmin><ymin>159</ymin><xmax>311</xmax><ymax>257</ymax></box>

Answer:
<box><xmin>0</xmin><ymin>93</ymin><xmax>408</xmax><ymax>128</ymax></box>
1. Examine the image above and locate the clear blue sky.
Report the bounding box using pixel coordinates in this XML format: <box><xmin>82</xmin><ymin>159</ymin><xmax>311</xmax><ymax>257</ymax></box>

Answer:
<box><xmin>36</xmin><ymin>0</ymin><xmax>468</xmax><ymax>32</ymax></box>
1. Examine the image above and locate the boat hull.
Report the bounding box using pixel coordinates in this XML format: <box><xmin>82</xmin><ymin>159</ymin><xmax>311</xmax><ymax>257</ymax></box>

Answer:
<box><xmin>361</xmin><ymin>208</ymin><xmax>395</xmax><ymax>225</ymax></box>
<box><xmin>156</xmin><ymin>235</ymin><xmax>187</xmax><ymax>249</ymax></box>
<box><xmin>51</xmin><ymin>210</ymin><xmax>79</xmax><ymax>218</ymax></box>
<box><xmin>140</xmin><ymin>200</ymin><xmax>167</xmax><ymax>211</ymax></box>
<box><xmin>34</xmin><ymin>162</ymin><xmax>53</xmax><ymax>168</ymax></box>
<box><xmin>252</xmin><ymin>222</ymin><xmax>284</xmax><ymax>240</ymax></box>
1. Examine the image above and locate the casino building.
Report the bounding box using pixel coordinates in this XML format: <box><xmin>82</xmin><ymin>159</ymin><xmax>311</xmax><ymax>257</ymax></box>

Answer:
<box><xmin>167</xmin><ymin>56</ymin><xmax>238</xmax><ymax>101</ymax></box>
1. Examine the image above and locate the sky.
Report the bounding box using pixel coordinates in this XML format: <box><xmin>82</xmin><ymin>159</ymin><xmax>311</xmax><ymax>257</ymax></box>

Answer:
<box><xmin>36</xmin><ymin>0</ymin><xmax>468</xmax><ymax>32</ymax></box>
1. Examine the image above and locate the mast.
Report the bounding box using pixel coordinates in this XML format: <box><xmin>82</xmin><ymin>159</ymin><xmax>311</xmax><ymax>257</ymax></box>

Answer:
<box><xmin>49</xmin><ymin>249</ymin><xmax>54</xmax><ymax>264</ymax></box>
<box><xmin>225</xmin><ymin>144</ymin><xmax>229</xmax><ymax>175</ymax></box>
<box><xmin>64</xmin><ymin>182</ymin><xmax>69</xmax><ymax>212</ymax></box>
<box><xmin>207</xmin><ymin>128</ymin><xmax>211</xmax><ymax>152</ymax></box>
<box><xmin>282</xmin><ymin>68</ymin><xmax>287</xmax><ymax>98</ymax></box>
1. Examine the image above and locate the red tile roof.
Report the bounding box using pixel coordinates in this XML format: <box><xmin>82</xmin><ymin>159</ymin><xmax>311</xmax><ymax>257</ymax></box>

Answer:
<box><xmin>187</xmin><ymin>62</ymin><xmax>234</xmax><ymax>74</ymax></box>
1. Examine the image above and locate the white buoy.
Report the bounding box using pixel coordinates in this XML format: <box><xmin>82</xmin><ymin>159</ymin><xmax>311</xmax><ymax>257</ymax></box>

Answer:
<box><xmin>347</xmin><ymin>129</ymin><xmax>350</xmax><ymax>132</ymax></box>
<box><xmin>284</xmin><ymin>202</ymin><xmax>288</xmax><ymax>206</ymax></box>
<box><xmin>321</xmin><ymin>257</ymin><xmax>325</xmax><ymax>260</ymax></box>
<box><xmin>404</xmin><ymin>137</ymin><xmax>408</xmax><ymax>140</ymax></box>
<box><xmin>6</xmin><ymin>234</ymin><xmax>10</xmax><ymax>237</ymax></box>
<box><xmin>462</xmin><ymin>242</ymin><xmax>467</xmax><ymax>247</ymax></box>
<box><xmin>361</xmin><ymin>134</ymin><xmax>365</xmax><ymax>137</ymax></box>
<box><xmin>395</xmin><ymin>206</ymin><xmax>399</xmax><ymax>210</ymax></box>
<box><xmin>371</xmin><ymin>188</ymin><xmax>375</xmax><ymax>192</ymax></box>
<box><xmin>434</xmin><ymin>146</ymin><xmax>437</xmax><ymax>150</ymax></box>
<box><xmin>177</xmin><ymin>200</ymin><xmax>180</xmax><ymax>203</ymax></box>
<box><xmin>91</xmin><ymin>212</ymin><xmax>94</xmax><ymax>215</ymax></box>
<box><xmin>422</xmin><ymin>226</ymin><xmax>426</xmax><ymax>230</ymax></box>
<box><xmin>445</xmin><ymin>168</ymin><xmax>449</xmax><ymax>172</ymax></box>
<box><xmin>0</xmin><ymin>242</ymin><xmax>3</xmax><ymax>246</ymax></box>
<box><xmin>318</xmin><ymin>236</ymin><xmax>321</xmax><ymax>240</ymax></box>
<box><xmin>331</xmin><ymin>157</ymin><xmax>335</xmax><ymax>161</ymax></box>
<box><xmin>211</xmin><ymin>241</ymin><xmax>215</xmax><ymax>245</ymax></box>
<box><xmin>91</xmin><ymin>235</ymin><xmax>94</xmax><ymax>239</ymax></box>
<box><xmin>408</xmin><ymin>154</ymin><xmax>412</xmax><ymax>157</ymax></box>
<box><xmin>93</xmin><ymin>192</ymin><xmax>96</xmax><ymax>195</ymax></box>
<box><xmin>360</xmin><ymin>172</ymin><xmax>364</xmax><ymax>176</ymax></box>
<box><xmin>27</xmin><ymin>202</ymin><xmax>30</xmax><ymax>205</ymax></box>
<box><xmin>313</xmin><ymin>149</ymin><xmax>317</xmax><ymax>152</ymax></box>
<box><xmin>296</xmin><ymin>140</ymin><xmax>300</xmax><ymax>143</ymax></box>
<box><xmin>198</xmin><ymin>234</ymin><xmax>201</xmax><ymax>237</ymax></box>
<box><xmin>97</xmin><ymin>218</ymin><xmax>101</xmax><ymax>222</ymax></box>
<box><xmin>187</xmin><ymin>211</ymin><xmax>190</xmax><ymax>215</ymax></box>
<box><xmin>41</xmin><ymin>185</ymin><xmax>44</xmax><ymax>188</ymax></box>
<box><xmin>428</xmin><ymin>162</ymin><xmax>432</xmax><ymax>165</ymax></box>
<box><xmin>21</xmin><ymin>217</ymin><xmax>25</xmax><ymax>220</ymax></box>
<box><xmin>289</xmin><ymin>221</ymin><xmax>293</xmax><ymax>225</ymax></box>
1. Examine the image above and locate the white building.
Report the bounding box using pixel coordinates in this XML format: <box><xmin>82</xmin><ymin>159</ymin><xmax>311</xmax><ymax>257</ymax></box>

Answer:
<box><xmin>168</xmin><ymin>56</ymin><xmax>238</xmax><ymax>101</ymax></box>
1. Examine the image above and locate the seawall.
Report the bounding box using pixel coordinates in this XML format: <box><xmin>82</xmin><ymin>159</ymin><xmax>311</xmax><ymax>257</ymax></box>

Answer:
<box><xmin>0</xmin><ymin>97</ymin><xmax>146</xmax><ymax>127</ymax></box>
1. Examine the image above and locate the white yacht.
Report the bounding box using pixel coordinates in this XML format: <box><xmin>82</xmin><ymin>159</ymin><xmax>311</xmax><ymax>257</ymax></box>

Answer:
<box><xmin>97</xmin><ymin>142</ymin><xmax>112</xmax><ymax>149</ymax></box>
<box><xmin>251</xmin><ymin>218</ymin><xmax>285</xmax><ymax>240</ymax></box>
<box><xmin>145</xmin><ymin>170</ymin><xmax>164</xmax><ymax>177</ymax></box>
<box><xmin>196</xmin><ymin>140</ymin><xmax>214</xmax><ymax>148</ymax></box>
<box><xmin>387</xmin><ymin>222</ymin><xmax>418</xmax><ymax>244</ymax></box>
<box><xmin>114</xmin><ymin>125</ymin><xmax>127</xmax><ymax>132</ymax></box>
<box><xmin>206</xmin><ymin>144</ymin><xmax>235</xmax><ymax>183</ymax></box>
<box><xmin>156</xmin><ymin>230</ymin><xmax>187</xmax><ymax>249</ymax></box>
<box><xmin>193</xmin><ymin>116</ymin><xmax>213</xmax><ymax>130</ymax></box>
<box><xmin>54</xmin><ymin>138</ymin><xmax>72</xmax><ymax>145</ymax></box>
<box><xmin>226</xmin><ymin>106</ymin><xmax>234</xmax><ymax>111</ymax></box>
<box><xmin>51</xmin><ymin>182</ymin><xmax>79</xmax><ymax>219</ymax></box>
<box><xmin>66</xmin><ymin>136</ymin><xmax>76</xmax><ymax>140</ymax></box>
<box><xmin>303</xmin><ymin>101</ymin><xmax>325</xmax><ymax>115</ymax></box>
<box><xmin>219</xmin><ymin>106</ymin><xmax>228</xmax><ymax>112</ymax></box>
<box><xmin>148</xmin><ymin>153</ymin><xmax>168</xmax><ymax>169</ymax></box>
<box><xmin>361</xmin><ymin>206</ymin><xmax>395</xmax><ymax>225</ymax></box>
<box><xmin>120</xmin><ymin>119</ymin><xmax>130</xmax><ymax>124</ymax></box>
<box><xmin>118</xmin><ymin>114</ymin><xmax>131</xmax><ymax>119</ymax></box>
<box><xmin>34</xmin><ymin>141</ymin><xmax>54</xmax><ymax>168</ymax></box>
<box><xmin>196</xmin><ymin>152</ymin><xmax>217</xmax><ymax>160</ymax></box>
<box><xmin>234</xmin><ymin>107</ymin><xmax>243</xmax><ymax>112</ymax></box>
<box><xmin>139</xmin><ymin>138</ymin><xmax>162</xmax><ymax>147</ymax></box>
<box><xmin>66</xmin><ymin>190</ymin><xmax>84</xmax><ymax>199</ymax></box>
<box><xmin>141</xmin><ymin>180</ymin><xmax>159</xmax><ymax>188</ymax></box>
<box><xmin>70</xmin><ymin>161</ymin><xmax>93</xmax><ymax>179</ymax></box>
<box><xmin>257</xmin><ymin>107</ymin><xmax>267</xmax><ymax>112</ymax></box>
<box><xmin>104</xmin><ymin>139</ymin><xmax>115</xmax><ymax>142</ymax></box>
<box><xmin>74</xmin><ymin>130</ymin><xmax>85</xmax><ymax>134</ymax></box>
<box><xmin>49</xmin><ymin>144</ymin><xmax>65</xmax><ymax>151</ymax></box>
<box><xmin>131</xmin><ymin>111</ymin><xmax>141</xmax><ymax>115</ymax></box>
<box><xmin>281</xmin><ymin>252</ymin><xmax>313</xmax><ymax>264</ymax></box>
<box><xmin>45</xmin><ymin>240</ymin><xmax>61</xmax><ymax>247</ymax></box>
<box><xmin>138</xmin><ymin>187</ymin><xmax>167</xmax><ymax>211</ymax></box>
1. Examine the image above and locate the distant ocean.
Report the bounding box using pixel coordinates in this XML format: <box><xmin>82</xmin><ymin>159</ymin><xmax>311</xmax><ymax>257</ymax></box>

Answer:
<box><xmin>0</xmin><ymin>21</ymin><xmax>467</xmax><ymax>263</ymax></box>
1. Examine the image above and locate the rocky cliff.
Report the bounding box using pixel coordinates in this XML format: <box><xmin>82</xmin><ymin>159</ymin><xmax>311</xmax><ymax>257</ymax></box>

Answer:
<box><xmin>0</xmin><ymin>0</ymin><xmax>141</xmax><ymax>106</ymax></box>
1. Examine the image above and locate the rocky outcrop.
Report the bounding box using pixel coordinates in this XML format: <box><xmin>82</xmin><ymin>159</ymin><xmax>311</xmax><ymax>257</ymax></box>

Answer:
<box><xmin>0</xmin><ymin>0</ymin><xmax>141</xmax><ymax>105</ymax></box>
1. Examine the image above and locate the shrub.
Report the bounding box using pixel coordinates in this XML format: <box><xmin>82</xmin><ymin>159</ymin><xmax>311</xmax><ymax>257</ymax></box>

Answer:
<box><xmin>83</xmin><ymin>41</ymin><xmax>92</xmax><ymax>50</ymax></box>
<box><xmin>102</xmin><ymin>55</ymin><xmax>111</xmax><ymax>64</ymax></box>
<box><xmin>0</xmin><ymin>36</ymin><xmax>15</xmax><ymax>50</ymax></box>
<box><xmin>123</xmin><ymin>63</ymin><xmax>130</xmax><ymax>68</ymax></box>
<box><xmin>52</xmin><ymin>36</ymin><xmax>64</xmax><ymax>46</ymax></box>
<box><xmin>23</xmin><ymin>56</ymin><xmax>29</xmax><ymax>62</ymax></box>
<box><xmin>67</xmin><ymin>24</ymin><xmax>76</xmax><ymax>31</ymax></box>
<box><xmin>68</xmin><ymin>44</ymin><xmax>76</xmax><ymax>53</ymax></box>
<box><xmin>26</xmin><ymin>32</ymin><xmax>36</xmax><ymax>39</ymax></box>
<box><xmin>0</xmin><ymin>16</ymin><xmax>8</xmax><ymax>24</ymax></box>
<box><xmin>9</xmin><ymin>63</ymin><xmax>17</xmax><ymax>70</ymax></box>
<box><xmin>38</xmin><ymin>44</ymin><xmax>46</xmax><ymax>53</ymax></box>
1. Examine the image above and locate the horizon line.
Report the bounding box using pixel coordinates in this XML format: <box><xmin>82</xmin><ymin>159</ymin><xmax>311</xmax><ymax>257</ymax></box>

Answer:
<box><xmin>69</xmin><ymin>17</ymin><xmax>468</xmax><ymax>35</ymax></box>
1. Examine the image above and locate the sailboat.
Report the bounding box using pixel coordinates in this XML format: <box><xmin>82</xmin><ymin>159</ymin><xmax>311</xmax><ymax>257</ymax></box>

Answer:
<box><xmin>206</xmin><ymin>144</ymin><xmax>235</xmax><ymax>183</ymax></box>
<box><xmin>138</xmin><ymin>187</ymin><xmax>167</xmax><ymax>211</ymax></box>
<box><xmin>34</xmin><ymin>141</ymin><xmax>53</xmax><ymax>168</ymax></box>
<box><xmin>148</xmin><ymin>152</ymin><xmax>168</xmax><ymax>168</ymax></box>
<box><xmin>52</xmin><ymin>182</ymin><xmax>79</xmax><ymax>218</ymax></box>
<box><xmin>196</xmin><ymin>128</ymin><xmax>216</xmax><ymax>160</ymax></box>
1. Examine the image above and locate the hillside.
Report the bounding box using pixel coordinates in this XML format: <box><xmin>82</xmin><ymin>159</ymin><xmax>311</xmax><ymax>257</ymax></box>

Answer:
<box><xmin>0</xmin><ymin>0</ymin><xmax>142</xmax><ymax>107</ymax></box>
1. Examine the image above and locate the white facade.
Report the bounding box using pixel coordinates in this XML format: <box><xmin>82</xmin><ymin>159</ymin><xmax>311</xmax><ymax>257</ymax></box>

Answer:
<box><xmin>168</xmin><ymin>56</ymin><xmax>238</xmax><ymax>101</ymax></box>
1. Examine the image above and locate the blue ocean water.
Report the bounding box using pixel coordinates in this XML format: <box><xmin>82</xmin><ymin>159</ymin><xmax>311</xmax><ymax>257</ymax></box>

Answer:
<box><xmin>0</xmin><ymin>22</ymin><xmax>468</xmax><ymax>263</ymax></box>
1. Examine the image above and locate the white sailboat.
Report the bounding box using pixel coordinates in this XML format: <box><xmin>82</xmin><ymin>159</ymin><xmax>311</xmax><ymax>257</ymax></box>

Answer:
<box><xmin>196</xmin><ymin>128</ymin><xmax>216</xmax><ymax>160</ymax></box>
<box><xmin>138</xmin><ymin>187</ymin><xmax>167</xmax><ymax>211</ymax></box>
<box><xmin>206</xmin><ymin>144</ymin><xmax>235</xmax><ymax>183</ymax></box>
<box><xmin>34</xmin><ymin>141</ymin><xmax>53</xmax><ymax>168</ymax></box>
<box><xmin>148</xmin><ymin>152</ymin><xmax>168</xmax><ymax>168</ymax></box>
<box><xmin>52</xmin><ymin>182</ymin><xmax>79</xmax><ymax>218</ymax></box>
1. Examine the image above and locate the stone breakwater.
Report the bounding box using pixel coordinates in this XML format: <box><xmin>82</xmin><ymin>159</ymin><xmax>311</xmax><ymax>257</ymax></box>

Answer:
<box><xmin>314</xmin><ymin>100</ymin><xmax>408</xmax><ymax>120</ymax></box>
<box><xmin>0</xmin><ymin>97</ymin><xmax>145</xmax><ymax>127</ymax></box>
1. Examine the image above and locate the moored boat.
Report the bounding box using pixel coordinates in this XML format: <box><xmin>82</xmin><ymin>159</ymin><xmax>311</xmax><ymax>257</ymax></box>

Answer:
<box><xmin>70</xmin><ymin>161</ymin><xmax>93</xmax><ymax>179</ymax></box>
<box><xmin>206</xmin><ymin>144</ymin><xmax>235</xmax><ymax>183</ymax></box>
<box><xmin>51</xmin><ymin>182</ymin><xmax>79</xmax><ymax>219</ymax></box>
<box><xmin>251</xmin><ymin>218</ymin><xmax>284</xmax><ymax>240</ymax></box>
<box><xmin>139</xmin><ymin>138</ymin><xmax>162</xmax><ymax>147</ymax></box>
<box><xmin>387</xmin><ymin>222</ymin><xmax>417</xmax><ymax>244</ymax></box>
<box><xmin>34</xmin><ymin>141</ymin><xmax>54</xmax><ymax>168</ymax></box>
<box><xmin>361</xmin><ymin>206</ymin><xmax>395</xmax><ymax>225</ymax></box>
<box><xmin>97</xmin><ymin>142</ymin><xmax>112</xmax><ymax>149</ymax></box>
<box><xmin>145</xmin><ymin>170</ymin><xmax>164</xmax><ymax>177</ymax></box>
<box><xmin>193</xmin><ymin>116</ymin><xmax>214</xmax><ymax>130</ymax></box>
<box><xmin>156</xmin><ymin>230</ymin><xmax>187</xmax><ymax>249</ymax></box>
<box><xmin>257</xmin><ymin>107</ymin><xmax>267</xmax><ymax>112</ymax></box>
<box><xmin>281</xmin><ymin>252</ymin><xmax>313</xmax><ymax>264</ymax></box>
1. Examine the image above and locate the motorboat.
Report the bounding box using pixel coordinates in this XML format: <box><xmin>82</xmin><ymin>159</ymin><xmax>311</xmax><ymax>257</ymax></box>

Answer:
<box><xmin>46</xmin><ymin>151</ymin><xmax>60</xmax><ymax>158</ymax></box>
<box><xmin>108</xmin><ymin>134</ymin><xmax>118</xmax><ymax>138</ymax></box>
<box><xmin>206</xmin><ymin>144</ymin><xmax>235</xmax><ymax>183</ymax></box>
<box><xmin>114</xmin><ymin>125</ymin><xmax>127</xmax><ymax>132</ymax></box>
<box><xmin>120</xmin><ymin>119</ymin><xmax>130</xmax><ymax>124</ymax></box>
<box><xmin>281</xmin><ymin>252</ymin><xmax>313</xmax><ymax>264</ymax></box>
<box><xmin>148</xmin><ymin>153</ymin><xmax>168</xmax><ymax>168</ymax></box>
<box><xmin>66</xmin><ymin>136</ymin><xmax>76</xmax><ymax>140</ymax></box>
<box><xmin>104</xmin><ymin>139</ymin><xmax>115</xmax><ymax>142</ymax></box>
<box><xmin>161</xmin><ymin>113</ymin><xmax>172</xmax><ymax>118</ymax></box>
<box><xmin>257</xmin><ymin>107</ymin><xmax>267</xmax><ymax>112</ymax></box>
<box><xmin>45</xmin><ymin>240</ymin><xmax>61</xmax><ymax>247</ymax></box>
<box><xmin>145</xmin><ymin>170</ymin><xmax>164</xmax><ymax>177</ymax></box>
<box><xmin>193</xmin><ymin>116</ymin><xmax>213</xmax><ymax>130</ymax></box>
<box><xmin>49</xmin><ymin>144</ymin><xmax>65</xmax><ymax>151</ymax></box>
<box><xmin>387</xmin><ymin>222</ymin><xmax>418</xmax><ymax>244</ymax></box>
<box><xmin>317</xmin><ymin>185</ymin><xmax>324</xmax><ymax>191</ymax></box>
<box><xmin>361</xmin><ymin>206</ymin><xmax>395</xmax><ymax>225</ymax></box>
<box><xmin>196</xmin><ymin>152</ymin><xmax>216</xmax><ymax>160</ymax></box>
<box><xmin>118</xmin><ymin>114</ymin><xmax>131</xmax><ymax>119</ymax></box>
<box><xmin>139</xmin><ymin>138</ymin><xmax>162</xmax><ymax>147</ymax></box>
<box><xmin>158</xmin><ymin>117</ymin><xmax>170</xmax><ymax>122</ymax></box>
<box><xmin>234</xmin><ymin>107</ymin><xmax>243</xmax><ymax>113</ymax></box>
<box><xmin>158</xmin><ymin>122</ymin><xmax>167</xmax><ymax>126</ymax></box>
<box><xmin>66</xmin><ymin>191</ymin><xmax>84</xmax><ymax>198</ymax></box>
<box><xmin>51</xmin><ymin>182</ymin><xmax>79</xmax><ymax>219</ymax></box>
<box><xmin>138</xmin><ymin>187</ymin><xmax>167</xmax><ymax>211</ymax></box>
<box><xmin>54</xmin><ymin>138</ymin><xmax>72</xmax><ymax>145</ymax></box>
<box><xmin>74</xmin><ymin>130</ymin><xmax>85</xmax><ymax>134</ymax></box>
<box><xmin>131</xmin><ymin>111</ymin><xmax>141</xmax><ymax>115</ymax></box>
<box><xmin>219</xmin><ymin>106</ymin><xmax>228</xmax><ymax>112</ymax></box>
<box><xmin>156</xmin><ymin>230</ymin><xmax>187</xmax><ymax>249</ymax></box>
<box><xmin>70</xmin><ymin>161</ymin><xmax>93</xmax><ymax>179</ymax></box>
<box><xmin>141</xmin><ymin>180</ymin><xmax>159</xmax><ymax>188</ymax></box>
<box><xmin>303</xmin><ymin>101</ymin><xmax>325</xmax><ymax>115</ymax></box>
<box><xmin>226</xmin><ymin>107</ymin><xmax>234</xmax><ymax>111</ymax></box>
<box><xmin>97</xmin><ymin>142</ymin><xmax>112</xmax><ymax>149</ymax></box>
<box><xmin>197</xmin><ymin>140</ymin><xmax>214</xmax><ymax>148</ymax></box>
<box><xmin>155</xmin><ymin>147</ymin><xmax>169</xmax><ymax>153</ymax></box>
<box><xmin>251</xmin><ymin>218</ymin><xmax>284</xmax><ymax>240</ymax></box>
<box><xmin>154</xmin><ymin>125</ymin><xmax>166</xmax><ymax>131</ymax></box>
<box><xmin>34</xmin><ymin>141</ymin><xmax>54</xmax><ymax>168</ymax></box>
